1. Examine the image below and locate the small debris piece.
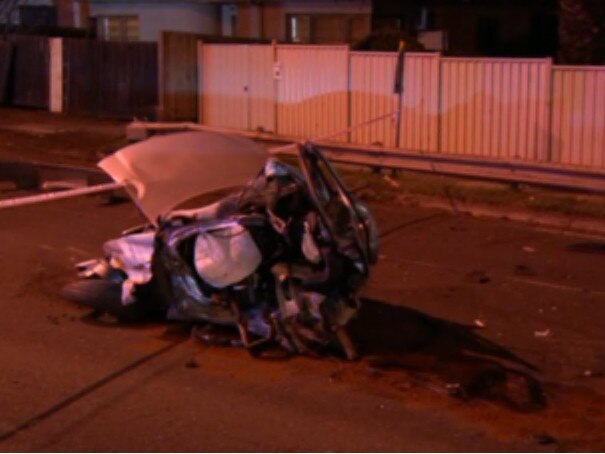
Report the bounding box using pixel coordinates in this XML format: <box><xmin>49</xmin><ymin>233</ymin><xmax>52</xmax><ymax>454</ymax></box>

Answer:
<box><xmin>185</xmin><ymin>358</ymin><xmax>199</xmax><ymax>369</ymax></box>
<box><xmin>581</xmin><ymin>369</ymin><xmax>604</xmax><ymax>378</ymax></box>
<box><xmin>383</xmin><ymin>174</ymin><xmax>400</xmax><ymax>188</ymax></box>
<box><xmin>445</xmin><ymin>382</ymin><xmax>466</xmax><ymax>399</ymax></box>
<box><xmin>465</xmin><ymin>270</ymin><xmax>491</xmax><ymax>284</ymax></box>
<box><xmin>514</xmin><ymin>264</ymin><xmax>536</xmax><ymax>276</ymax></box>
<box><xmin>522</xmin><ymin>246</ymin><xmax>536</xmax><ymax>253</ymax></box>
<box><xmin>533</xmin><ymin>433</ymin><xmax>556</xmax><ymax>445</ymax></box>
<box><xmin>396</xmin><ymin>381</ymin><xmax>413</xmax><ymax>391</ymax></box>
<box><xmin>534</xmin><ymin>329</ymin><xmax>551</xmax><ymax>338</ymax></box>
<box><xmin>329</xmin><ymin>369</ymin><xmax>343</xmax><ymax>382</ymax></box>
<box><xmin>474</xmin><ymin>319</ymin><xmax>486</xmax><ymax>328</ymax></box>
<box><xmin>365</xmin><ymin>366</ymin><xmax>383</xmax><ymax>378</ymax></box>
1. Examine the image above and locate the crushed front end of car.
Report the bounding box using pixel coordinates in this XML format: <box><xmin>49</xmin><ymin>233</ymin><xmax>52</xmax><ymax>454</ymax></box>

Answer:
<box><xmin>64</xmin><ymin>132</ymin><xmax>379</xmax><ymax>359</ymax></box>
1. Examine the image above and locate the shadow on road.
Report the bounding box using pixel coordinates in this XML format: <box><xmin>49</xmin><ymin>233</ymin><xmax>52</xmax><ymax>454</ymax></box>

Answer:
<box><xmin>75</xmin><ymin>296</ymin><xmax>547</xmax><ymax>412</ymax></box>
<box><xmin>349</xmin><ymin>297</ymin><xmax>546</xmax><ymax>412</ymax></box>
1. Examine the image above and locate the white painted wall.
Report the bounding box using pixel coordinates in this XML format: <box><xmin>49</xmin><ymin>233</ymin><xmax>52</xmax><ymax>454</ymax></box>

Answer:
<box><xmin>89</xmin><ymin>2</ymin><xmax>220</xmax><ymax>42</ymax></box>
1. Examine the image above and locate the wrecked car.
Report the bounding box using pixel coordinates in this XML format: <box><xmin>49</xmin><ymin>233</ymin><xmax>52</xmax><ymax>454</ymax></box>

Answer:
<box><xmin>63</xmin><ymin>131</ymin><xmax>379</xmax><ymax>359</ymax></box>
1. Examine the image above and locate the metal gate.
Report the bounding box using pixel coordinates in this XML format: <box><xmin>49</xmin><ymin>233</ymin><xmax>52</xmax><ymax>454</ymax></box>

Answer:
<box><xmin>199</xmin><ymin>43</ymin><xmax>275</xmax><ymax>132</ymax></box>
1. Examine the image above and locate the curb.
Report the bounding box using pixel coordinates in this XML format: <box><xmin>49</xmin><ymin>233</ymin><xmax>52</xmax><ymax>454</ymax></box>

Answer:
<box><xmin>410</xmin><ymin>195</ymin><xmax>605</xmax><ymax>238</ymax></box>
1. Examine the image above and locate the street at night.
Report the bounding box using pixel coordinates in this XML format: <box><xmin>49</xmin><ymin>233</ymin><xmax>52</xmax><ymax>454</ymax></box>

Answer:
<box><xmin>1</xmin><ymin>174</ymin><xmax>605</xmax><ymax>450</ymax></box>
<box><xmin>1</xmin><ymin>0</ymin><xmax>604</xmax><ymax>449</ymax></box>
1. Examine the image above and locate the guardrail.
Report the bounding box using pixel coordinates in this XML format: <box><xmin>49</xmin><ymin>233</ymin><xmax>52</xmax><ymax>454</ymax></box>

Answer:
<box><xmin>127</xmin><ymin>121</ymin><xmax>605</xmax><ymax>194</ymax></box>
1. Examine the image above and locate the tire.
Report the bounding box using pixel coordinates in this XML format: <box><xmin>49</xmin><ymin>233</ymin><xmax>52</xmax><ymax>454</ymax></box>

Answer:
<box><xmin>62</xmin><ymin>279</ymin><xmax>147</xmax><ymax>323</ymax></box>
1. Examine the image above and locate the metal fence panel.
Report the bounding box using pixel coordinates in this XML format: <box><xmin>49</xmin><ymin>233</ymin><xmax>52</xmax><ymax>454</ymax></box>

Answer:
<box><xmin>200</xmin><ymin>44</ymin><xmax>274</xmax><ymax>132</ymax></box>
<box><xmin>276</xmin><ymin>45</ymin><xmax>349</xmax><ymax>141</ymax></box>
<box><xmin>399</xmin><ymin>52</ymin><xmax>440</xmax><ymax>152</ymax></box>
<box><xmin>247</xmin><ymin>45</ymin><xmax>276</xmax><ymax>133</ymax></box>
<box><xmin>200</xmin><ymin>44</ymin><xmax>249</xmax><ymax>130</ymax></box>
<box><xmin>551</xmin><ymin>66</ymin><xmax>605</xmax><ymax>168</ymax></box>
<box><xmin>440</xmin><ymin>58</ymin><xmax>551</xmax><ymax>161</ymax></box>
<box><xmin>350</xmin><ymin>51</ymin><xmax>399</xmax><ymax>148</ymax></box>
<box><xmin>189</xmin><ymin>48</ymin><xmax>605</xmax><ymax>171</ymax></box>
<box><xmin>159</xmin><ymin>31</ymin><xmax>202</xmax><ymax>121</ymax></box>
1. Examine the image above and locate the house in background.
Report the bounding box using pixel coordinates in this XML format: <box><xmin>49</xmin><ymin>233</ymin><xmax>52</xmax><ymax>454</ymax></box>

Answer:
<box><xmin>245</xmin><ymin>0</ymin><xmax>371</xmax><ymax>44</ymax></box>
<box><xmin>0</xmin><ymin>0</ymin><xmax>87</xmax><ymax>29</ymax></box>
<box><xmin>372</xmin><ymin>0</ymin><xmax>558</xmax><ymax>57</ymax></box>
<box><xmin>87</xmin><ymin>0</ymin><xmax>219</xmax><ymax>42</ymax></box>
<box><xmin>85</xmin><ymin>0</ymin><xmax>371</xmax><ymax>43</ymax></box>
<box><xmin>1</xmin><ymin>0</ymin><xmax>370</xmax><ymax>43</ymax></box>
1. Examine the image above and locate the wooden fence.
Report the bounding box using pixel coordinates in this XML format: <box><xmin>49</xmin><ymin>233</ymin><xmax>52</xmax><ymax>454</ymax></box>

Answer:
<box><xmin>0</xmin><ymin>41</ymin><xmax>12</xmax><ymax>104</ymax></box>
<box><xmin>0</xmin><ymin>35</ymin><xmax>49</xmax><ymax>109</ymax></box>
<box><xmin>63</xmin><ymin>38</ymin><xmax>157</xmax><ymax>119</ymax></box>
<box><xmin>158</xmin><ymin>31</ymin><xmax>202</xmax><ymax>121</ymax></box>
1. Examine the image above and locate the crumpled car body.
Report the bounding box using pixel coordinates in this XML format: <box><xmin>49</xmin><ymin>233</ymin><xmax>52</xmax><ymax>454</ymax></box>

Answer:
<box><xmin>64</xmin><ymin>131</ymin><xmax>379</xmax><ymax>359</ymax></box>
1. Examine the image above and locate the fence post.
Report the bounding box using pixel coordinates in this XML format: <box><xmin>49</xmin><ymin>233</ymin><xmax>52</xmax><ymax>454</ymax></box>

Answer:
<box><xmin>544</xmin><ymin>57</ymin><xmax>554</xmax><ymax>163</ymax></box>
<box><xmin>394</xmin><ymin>41</ymin><xmax>405</xmax><ymax>149</ymax></box>
<box><xmin>157</xmin><ymin>31</ymin><xmax>166</xmax><ymax>120</ymax></box>
<box><xmin>346</xmin><ymin>44</ymin><xmax>352</xmax><ymax>144</ymax></box>
<box><xmin>272</xmin><ymin>39</ymin><xmax>278</xmax><ymax>136</ymax></box>
<box><xmin>197</xmin><ymin>40</ymin><xmax>203</xmax><ymax>124</ymax></box>
<box><xmin>436</xmin><ymin>52</ymin><xmax>443</xmax><ymax>154</ymax></box>
<box><xmin>49</xmin><ymin>37</ymin><xmax>63</xmax><ymax>113</ymax></box>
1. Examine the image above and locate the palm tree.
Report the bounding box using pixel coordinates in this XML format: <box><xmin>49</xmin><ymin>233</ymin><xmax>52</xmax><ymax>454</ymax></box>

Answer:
<box><xmin>558</xmin><ymin>0</ymin><xmax>605</xmax><ymax>64</ymax></box>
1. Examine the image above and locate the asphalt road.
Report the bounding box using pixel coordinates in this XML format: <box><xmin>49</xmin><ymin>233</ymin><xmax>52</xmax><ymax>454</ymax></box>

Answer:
<box><xmin>0</xmin><ymin>192</ymin><xmax>604</xmax><ymax>452</ymax></box>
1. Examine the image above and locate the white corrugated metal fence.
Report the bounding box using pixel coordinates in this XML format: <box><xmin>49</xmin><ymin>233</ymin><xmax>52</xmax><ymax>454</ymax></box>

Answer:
<box><xmin>197</xmin><ymin>42</ymin><xmax>605</xmax><ymax>171</ymax></box>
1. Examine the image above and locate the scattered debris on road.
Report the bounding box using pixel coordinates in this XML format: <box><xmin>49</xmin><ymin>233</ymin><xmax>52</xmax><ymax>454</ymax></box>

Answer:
<box><xmin>514</xmin><ymin>264</ymin><xmax>537</xmax><ymax>276</ymax></box>
<box><xmin>465</xmin><ymin>270</ymin><xmax>491</xmax><ymax>284</ymax></box>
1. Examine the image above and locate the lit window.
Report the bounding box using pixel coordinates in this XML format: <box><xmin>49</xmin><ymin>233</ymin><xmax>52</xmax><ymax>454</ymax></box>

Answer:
<box><xmin>288</xmin><ymin>15</ymin><xmax>311</xmax><ymax>43</ymax></box>
<box><xmin>97</xmin><ymin>16</ymin><xmax>139</xmax><ymax>41</ymax></box>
